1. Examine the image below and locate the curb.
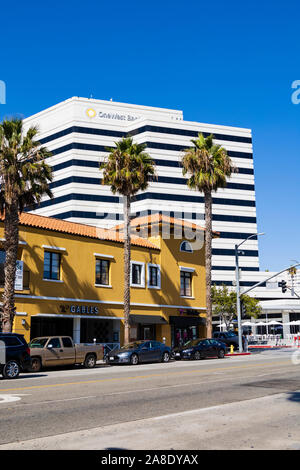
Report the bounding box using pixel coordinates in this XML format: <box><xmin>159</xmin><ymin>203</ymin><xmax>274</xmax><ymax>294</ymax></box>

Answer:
<box><xmin>225</xmin><ymin>352</ymin><xmax>251</xmax><ymax>356</ymax></box>
<box><xmin>248</xmin><ymin>345</ymin><xmax>293</xmax><ymax>349</ymax></box>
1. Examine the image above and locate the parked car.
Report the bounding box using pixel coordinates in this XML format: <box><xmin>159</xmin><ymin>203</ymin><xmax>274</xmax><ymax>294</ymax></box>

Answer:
<box><xmin>0</xmin><ymin>333</ymin><xmax>32</xmax><ymax>379</ymax></box>
<box><xmin>29</xmin><ymin>336</ymin><xmax>104</xmax><ymax>372</ymax></box>
<box><xmin>173</xmin><ymin>338</ymin><xmax>227</xmax><ymax>360</ymax></box>
<box><xmin>213</xmin><ymin>331</ymin><xmax>239</xmax><ymax>350</ymax></box>
<box><xmin>106</xmin><ymin>340</ymin><xmax>172</xmax><ymax>365</ymax></box>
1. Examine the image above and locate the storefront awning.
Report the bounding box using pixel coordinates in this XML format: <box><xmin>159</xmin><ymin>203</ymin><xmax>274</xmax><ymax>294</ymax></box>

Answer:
<box><xmin>130</xmin><ymin>315</ymin><xmax>168</xmax><ymax>325</ymax></box>
<box><xmin>169</xmin><ymin>316</ymin><xmax>206</xmax><ymax>327</ymax></box>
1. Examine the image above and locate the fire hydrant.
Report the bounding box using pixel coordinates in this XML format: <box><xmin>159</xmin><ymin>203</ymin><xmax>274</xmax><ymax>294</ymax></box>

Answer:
<box><xmin>230</xmin><ymin>344</ymin><xmax>234</xmax><ymax>354</ymax></box>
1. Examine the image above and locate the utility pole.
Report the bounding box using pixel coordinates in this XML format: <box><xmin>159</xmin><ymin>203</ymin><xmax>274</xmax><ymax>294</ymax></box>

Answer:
<box><xmin>235</xmin><ymin>233</ymin><xmax>265</xmax><ymax>353</ymax></box>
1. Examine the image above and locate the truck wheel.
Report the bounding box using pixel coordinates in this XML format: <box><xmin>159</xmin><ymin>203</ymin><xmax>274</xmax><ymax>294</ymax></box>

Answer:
<box><xmin>30</xmin><ymin>357</ymin><xmax>42</xmax><ymax>373</ymax></box>
<box><xmin>84</xmin><ymin>354</ymin><xmax>96</xmax><ymax>368</ymax></box>
<box><xmin>2</xmin><ymin>360</ymin><xmax>20</xmax><ymax>379</ymax></box>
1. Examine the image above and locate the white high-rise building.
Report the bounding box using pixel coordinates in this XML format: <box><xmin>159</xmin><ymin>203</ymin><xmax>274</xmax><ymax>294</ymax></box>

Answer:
<box><xmin>24</xmin><ymin>96</ymin><xmax>260</xmax><ymax>289</ymax></box>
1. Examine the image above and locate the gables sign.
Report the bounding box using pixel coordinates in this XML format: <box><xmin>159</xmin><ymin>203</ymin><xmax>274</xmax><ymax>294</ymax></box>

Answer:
<box><xmin>59</xmin><ymin>304</ymin><xmax>99</xmax><ymax>315</ymax></box>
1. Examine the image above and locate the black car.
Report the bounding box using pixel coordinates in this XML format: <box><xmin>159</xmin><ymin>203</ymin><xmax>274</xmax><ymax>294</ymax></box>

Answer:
<box><xmin>173</xmin><ymin>338</ymin><xmax>227</xmax><ymax>360</ymax></box>
<box><xmin>0</xmin><ymin>333</ymin><xmax>31</xmax><ymax>379</ymax></box>
<box><xmin>213</xmin><ymin>331</ymin><xmax>239</xmax><ymax>350</ymax></box>
<box><xmin>106</xmin><ymin>340</ymin><xmax>172</xmax><ymax>365</ymax></box>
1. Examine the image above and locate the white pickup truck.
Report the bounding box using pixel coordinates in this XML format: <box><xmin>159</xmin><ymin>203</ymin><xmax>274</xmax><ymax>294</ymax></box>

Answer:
<box><xmin>29</xmin><ymin>336</ymin><xmax>104</xmax><ymax>372</ymax></box>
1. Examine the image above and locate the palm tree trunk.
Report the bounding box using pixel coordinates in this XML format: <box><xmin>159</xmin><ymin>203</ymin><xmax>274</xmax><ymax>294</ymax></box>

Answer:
<box><xmin>204</xmin><ymin>190</ymin><xmax>213</xmax><ymax>338</ymax></box>
<box><xmin>123</xmin><ymin>195</ymin><xmax>131</xmax><ymax>344</ymax></box>
<box><xmin>2</xmin><ymin>201</ymin><xmax>19</xmax><ymax>332</ymax></box>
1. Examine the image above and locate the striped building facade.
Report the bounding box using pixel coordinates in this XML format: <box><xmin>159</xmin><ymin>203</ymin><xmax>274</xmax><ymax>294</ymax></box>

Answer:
<box><xmin>24</xmin><ymin>97</ymin><xmax>260</xmax><ymax>288</ymax></box>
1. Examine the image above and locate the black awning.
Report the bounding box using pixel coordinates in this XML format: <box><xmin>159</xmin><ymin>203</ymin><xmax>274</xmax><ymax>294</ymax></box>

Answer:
<box><xmin>130</xmin><ymin>314</ymin><xmax>168</xmax><ymax>325</ymax></box>
<box><xmin>169</xmin><ymin>316</ymin><xmax>206</xmax><ymax>327</ymax></box>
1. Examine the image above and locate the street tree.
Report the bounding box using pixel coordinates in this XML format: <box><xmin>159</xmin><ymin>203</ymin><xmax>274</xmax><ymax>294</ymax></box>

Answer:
<box><xmin>101</xmin><ymin>137</ymin><xmax>156</xmax><ymax>344</ymax></box>
<box><xmin>212</xmin><ymin>284</ymin><xmax>262</xmax><ymax>331</ymax></box>
<box><xmin>182</xmin><ymin>133</ymin><xmax>236</xmax><ymax>337</ymax></box>
<box><xmin>0</xmin><ymin>118</ymin><xmax>53</xmax><ymax>332</ymax></box>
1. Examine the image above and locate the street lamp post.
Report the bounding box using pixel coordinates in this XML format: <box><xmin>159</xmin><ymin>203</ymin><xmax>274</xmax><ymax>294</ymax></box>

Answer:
<box><xmin>235</xmin><ymin>232</ymin><xmax>265</xmax><ymax>353</ymax></box>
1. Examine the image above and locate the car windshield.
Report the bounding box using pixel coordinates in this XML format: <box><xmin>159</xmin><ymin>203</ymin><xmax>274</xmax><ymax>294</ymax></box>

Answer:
<box><xmin>29</xmin><ymin>338</ymin><xmax>48</xmax><ymax>348</ymax></box>
<box><xmin>226</xmin><ymin>332</ymin><xmax>236</xmax><ymax>337</ymax></box>
<box><xmin>119</xmin><ymin>341</ymin><xmax>144</xmax><ymax>350</ymax></box>
<box><xmin>183</xmin><ymin>339</ymin><xmax>201</xmax><ymax>347</ymax></box>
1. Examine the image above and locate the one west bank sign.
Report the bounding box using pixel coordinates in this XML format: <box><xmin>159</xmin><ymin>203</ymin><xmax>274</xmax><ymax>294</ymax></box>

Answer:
<box><xmin>86</xmin><ymin>107</ymin><xmax>141</xmax><ymax>122</ymax></box>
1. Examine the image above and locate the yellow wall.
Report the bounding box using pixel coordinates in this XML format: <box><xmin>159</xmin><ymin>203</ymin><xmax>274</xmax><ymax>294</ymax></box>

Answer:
<box><xmin>0</xmin><ymin>221</ymin><xmax>207</xmax><ymax>345</ymax></box>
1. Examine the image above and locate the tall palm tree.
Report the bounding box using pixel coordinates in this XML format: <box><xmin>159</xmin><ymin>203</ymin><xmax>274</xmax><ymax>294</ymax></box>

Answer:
<box><xmin>101</xmin><ymin>136</ymin><xmax>156</xmax><ymax>344</ymax></box>
<box><xmin>182</xmin><ymin>133</ymin><xmax>236</xmax><ymax>337</ymax></box>
<box><xmin>0</xmin><ymin>118</ymin><xmax>53</xmax><ymax>332</ymax></box>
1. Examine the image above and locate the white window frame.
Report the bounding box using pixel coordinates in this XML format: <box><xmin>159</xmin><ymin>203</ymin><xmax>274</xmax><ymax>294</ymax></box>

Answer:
<box><xmin>95</xmin><ymin>257</ymin><xmax>111</xmax><ymax>288</ymax></box>
<box><xmin>180</xmin><ymin>241</ymin><xmax>193</xmax><ymax>253</ymax></box>
<box><xmin>147</xmin><ymin>263</ymin><xmax>161</xmax><ymax>289</ymax></box>
<box><xmin>93</xmin><ymin>253</ymin><xmax>114</xmax><ymax>259</ymax></box>
<box><xmin>130</xmin><ymin>261</ymin><xmax>145</xmax><ymax>288</ymax></box>
<box><xmin>42</xmin><ymin>245</ymin><xmax>66</xmax><ymax>252</ymax></box>
<box><xmin>43</xmin><ymin>250</ymin><xmax>62</xmax><ymax>282</ymax></box>
<box><xmin>180</xmin><ymin>266</ymin><xmax>194</xmax><ymax>298</ymax></box>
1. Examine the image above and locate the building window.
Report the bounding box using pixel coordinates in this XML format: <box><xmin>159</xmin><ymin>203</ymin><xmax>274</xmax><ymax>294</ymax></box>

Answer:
<box><xmin>44</xmin><ymin>251</ymin><xmax>61</xmax><ymax>280</ymax></box>
<box><xmin>95</xmin><ymin>259</ymin><xmax>110</xmax><ymax>286</ymax></box>
<box><xmin>180</xmin><ymin>270</ymin><xmax>192</xmax><ymax>297</ymax></box>
<box><xmin>131</xmin><ymin>262</ymin><xmax>145</xmax><ymax>287</ymax></box>
<box><xmin>180</xmin><ymin>241</ymin><xmax>193</xmax><ymax>253</ymax></box>
<box><xmin>147</xmin><ymin>264</ymin><xmax>161</xmax><ymax>289</ymax></box>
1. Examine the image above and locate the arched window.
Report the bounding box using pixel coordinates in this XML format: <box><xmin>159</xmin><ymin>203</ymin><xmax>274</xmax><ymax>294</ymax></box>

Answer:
<box><xmin>180</xmin><ymin>241</ymin><xmax>193</xmax><ymax>253</ymax></box>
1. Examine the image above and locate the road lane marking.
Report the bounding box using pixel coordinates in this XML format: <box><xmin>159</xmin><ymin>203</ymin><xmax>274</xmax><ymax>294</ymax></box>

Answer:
<box><xmin>0</xmin><ymin>394</ymin><xmax>30</xmax><ymax>404</ymax></box>
<box><xmin>9</xmin><ymin>369</ymin><xmax>292</xmax><ymax>408</ymax></box>
<box><xmin>0</xmin><ymin>360</ymin><xmax>292</xmax><ymax>393</ymax></box>
<box><xmin>13</xmin><ymin>395</ymin><xmax>97</xmax><ymax>407</ymax></box>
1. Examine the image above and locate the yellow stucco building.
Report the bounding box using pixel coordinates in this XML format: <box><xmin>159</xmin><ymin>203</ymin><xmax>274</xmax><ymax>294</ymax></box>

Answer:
<box><xmin>0</xmin><ymin>212</ymin><xmax>209</xmax><ymax>348</ymax></box>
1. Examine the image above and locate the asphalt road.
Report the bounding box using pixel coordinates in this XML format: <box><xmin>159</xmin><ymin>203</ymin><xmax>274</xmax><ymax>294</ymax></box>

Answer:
<box><xmin>0</xmin><ymin>348</ymin><xmax>300</xmax><ymax>450</ymax></box>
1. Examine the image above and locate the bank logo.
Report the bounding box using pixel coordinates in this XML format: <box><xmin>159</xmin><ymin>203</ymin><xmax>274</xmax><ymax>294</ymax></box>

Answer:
<box><xmin>0</xmin><ymin>80</ymin><xmax>6</xmax><ymax>105</ymax></box>
<box><xmin>86</xmin><ymin>108</ymin><xmax>96</xmax><ymax>118</ymax></box>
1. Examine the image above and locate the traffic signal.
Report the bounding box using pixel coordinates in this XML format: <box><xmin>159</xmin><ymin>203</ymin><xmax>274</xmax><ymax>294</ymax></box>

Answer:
<box><xmin>278</xmin><ymin>280</ymin><xmax>287</xmax><ymax>293</ymax></box>
<box><xmin>241</xmin><ymin>300</ymin><xmax>247</xmax><ymax>318</ymax></box>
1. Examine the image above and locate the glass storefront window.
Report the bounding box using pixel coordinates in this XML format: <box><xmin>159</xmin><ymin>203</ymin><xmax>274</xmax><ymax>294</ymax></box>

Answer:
<box><xmin>174</xmin><ymin>326</ymin><xmax>198</xmax><ymax>347</ymax></box>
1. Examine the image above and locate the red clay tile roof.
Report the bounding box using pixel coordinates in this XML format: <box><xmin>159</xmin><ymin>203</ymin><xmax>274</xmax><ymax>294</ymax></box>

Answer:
<box><xmin>113</xmin><ymin>213</ymin><xmax>219</xmax><ymax>237</ymax></box>
<box><xmin>0</xmin><ymin>213</ymin><xmax>160</xmax><ymax>250</ymax></box>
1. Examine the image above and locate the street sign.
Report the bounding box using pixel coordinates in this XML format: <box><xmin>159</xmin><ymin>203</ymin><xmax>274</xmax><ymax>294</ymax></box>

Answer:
<box><xmin>14</xmin><ymin>260</ymin><xmax>23</xmax><ymax>290</ymax></box>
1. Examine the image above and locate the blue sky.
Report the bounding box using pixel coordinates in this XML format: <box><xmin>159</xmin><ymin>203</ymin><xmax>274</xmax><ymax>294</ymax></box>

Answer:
<box><xmin>0</xmin><ymin>0</ymin><xmax>299</xmax><ymax>271</ymax></box>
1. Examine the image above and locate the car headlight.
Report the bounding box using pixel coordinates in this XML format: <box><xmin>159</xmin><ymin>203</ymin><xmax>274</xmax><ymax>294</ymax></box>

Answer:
<box><xmin>182</xmin><ymin>349</ymin><xmax>193</xmax><ymax>354</ymax></box>
<box><xmin>118</xmin><ymin>352</ymin><xmax>130</xmax><ymax>357</ymax></box>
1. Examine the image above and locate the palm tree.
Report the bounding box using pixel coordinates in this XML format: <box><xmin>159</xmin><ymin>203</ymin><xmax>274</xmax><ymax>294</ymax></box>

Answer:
<box><xmin>0</xmin><ymin>118</ymin><xmax>53</xmax><ymax>332</ymax></box>
<box><xmin>101</xmin><ymin>136</ymin><xmax>156</xmax><ymax>344</ymax></box>
<box><xmin>182</xmin><ymin>133</ymin><xmax>236</xmax><ymax>337</ymax></box>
